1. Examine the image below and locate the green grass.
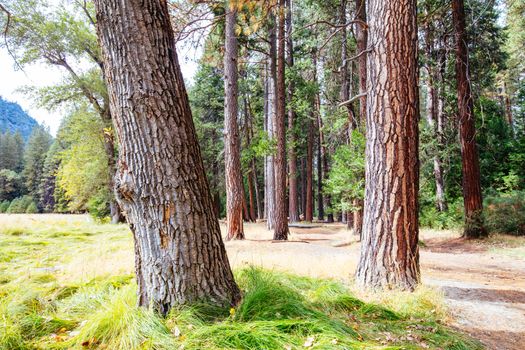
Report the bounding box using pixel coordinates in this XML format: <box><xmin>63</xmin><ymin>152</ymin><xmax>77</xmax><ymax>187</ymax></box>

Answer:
<box><xmin>0</xmin><ymin>215</ymin><xmax>483</xmax><ymax>349</ymax></box>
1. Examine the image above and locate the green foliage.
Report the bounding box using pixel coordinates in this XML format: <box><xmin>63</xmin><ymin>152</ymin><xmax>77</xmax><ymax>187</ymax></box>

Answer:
<box><xmin>485</xmin><ymin>191</ymin><xmax>525</xmax><ymax>236</ymax></box>
<box><xmin>419</xmin><ymin>200</ymin><xmax>464</xmax><ymax>230</ymax></box>
<box><xmin>22</xmin><ymin>126</ymin><xmax>52</xmax><ymax>204</ymax></box>
<box><xmin>0</xmin><ymin>169</ymin><xmax>24</xmax><ymax>202</ymax></box>
<box><xmin>55</xmin><ymin>106</ymin><xmax>110</xmax><ymax>214</ymax></box>
<box><xmin>325</xmin><ymin>130</ymin><xmax>365</xmax><ymax>212</ymax></box>
<box><xmin>0</xmin><ymin>200</ymin><xmax>10</xmax><ymax>213</ymax></box>
<box><xmin>6</xmin><ymin>196</ymin><xmax>34</xmax><ymax>213</ymax></box>
<box><xmin>0</xmin><ymin>130</ymin><xmax>25</xmax><ymax>172</ymax></box>
<box><xmin>25</xmin><ymin>202</ymin><xmax>38</xmax><ymax>214</ymax></box>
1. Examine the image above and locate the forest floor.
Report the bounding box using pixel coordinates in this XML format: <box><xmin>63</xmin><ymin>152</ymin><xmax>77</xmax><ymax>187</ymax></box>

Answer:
<box><xmin>225</xmin><ymin>222</ymin><xmax>525</xmax><ymax>350</ymax></box>
<box><xmin>1</xmin><ymin>214</ymin><xmax>524</xmax><ymax>349</ymax></box>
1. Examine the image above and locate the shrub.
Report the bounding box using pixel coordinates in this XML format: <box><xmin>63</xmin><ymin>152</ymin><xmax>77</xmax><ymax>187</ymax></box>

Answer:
<box><xmin>419</xmin><ymin>200</ymin><xmax>464</xmax><ymax>229</ymax></box>
<box><xmin>7</xmin><ymin>196</ymin><xmax>34</xmax><ymax>214</ymax></box>
<box><xmin>485</xmin><ymin>191</ymin><xmax>525</xmax><ymax>236</ymax></box>
<box><xmin>0</xmin><ymin>200</ymin><xmax>10</xmax><ymax>213</ymax></box>
<box><xmin>25</xmin><ymin>202</ymin><xmax>39</xmax><ymax>214</ymax></box>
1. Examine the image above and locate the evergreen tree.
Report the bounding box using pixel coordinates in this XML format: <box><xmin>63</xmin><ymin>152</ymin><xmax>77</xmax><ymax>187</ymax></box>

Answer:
<box><xmin>22</xmin><ymin>126</ymin><xmax>52</xmax><ymax>207</ymax></box>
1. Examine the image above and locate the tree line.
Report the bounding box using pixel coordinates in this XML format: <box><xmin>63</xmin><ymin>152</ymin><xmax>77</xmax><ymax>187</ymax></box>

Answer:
<box><xmin>1</xmin><ymin>0</ymin><xmax>524</xmax><ymax>312</ymax></box>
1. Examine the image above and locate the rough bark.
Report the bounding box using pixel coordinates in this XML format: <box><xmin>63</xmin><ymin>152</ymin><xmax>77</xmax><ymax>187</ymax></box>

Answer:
<box><xmin>93</xmin><ymin>0</ymin><xmax>241</xmax><ymax>313</ymax></box>
<box><xmin>286</xmin><ymin>0</ymin><xmax>299</xmax><ymax>223</ymax></box>
<box><xmin>305</xmin><ymin>119</ymin><xmax>314</xmax><ymax>222</ymax></box>
<box><xmin>273</xmin><ymin>0</ymin><xmax>289</xmax><ymax>240</ymax></box>
<box><xmin>355</xmin><ymin>0</ymin><xmax>420</xmax><ymax>290</ymax></box>
<box><xmin>224</xmin><ymin>5</ymin><xmax>244</xmax><ymax>240</ymax></box>
<box><xmin>452</xmin><ymin>0</ymin><xmax>487</xmax><ymax>238</ymax></box>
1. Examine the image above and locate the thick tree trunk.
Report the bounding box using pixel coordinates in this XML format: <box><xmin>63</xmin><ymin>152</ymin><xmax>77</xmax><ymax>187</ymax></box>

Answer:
<box><xmin>93</xmin><ymin>0</ymin><xmax>240</xmax><ymax>313</ymax></box>
<box><xmin>223</xmin><ymin>5</ymin><xmax>245</xmax><ymax>240</ymax></box>
<box><xmin>305</xmin><ymin>119</ymin><xmax>314</xmax><ymax>222</ymax></box>
<box><xmin>273</xmin><ymin>0</ymin><xmax>289</xmax><ymax>240</ymax></box>
<box><xmin>355</xmin><ymin>0</ymin><xmax>420</xmax><ymax>290</ymax></box>
<box><xmin>316</xmin><ymin>137</ymin><xmax>324</xmax><ymax>221</ymax></box>
<box><xmin>452</xmin><ymin>0</ymin><xmax>486</xmax><ymax>238</ymax></box>
<box><xmin>286</xmin><ymin>0</ymin><xmax>299</xmax><ymax>223</ymax></box>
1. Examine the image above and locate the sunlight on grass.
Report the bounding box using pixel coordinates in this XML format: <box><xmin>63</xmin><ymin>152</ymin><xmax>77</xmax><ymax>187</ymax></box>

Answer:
<box><xmin>0</xmin><ymin>214</ymin><xmax>483</xmax><ymax>349</ymax></box>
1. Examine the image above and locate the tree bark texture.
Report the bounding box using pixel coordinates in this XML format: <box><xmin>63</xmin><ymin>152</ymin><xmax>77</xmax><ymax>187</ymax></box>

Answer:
<box><xmin>224</xmin><ymin>6</ymin><xmax>245</xmax><ymax>240</ymax></box>
<box><xmin>452</xmin><ymin>0</ymin><xmax>486</xmax><ymax>238</ymax></box>
<box><xmin>355</xmin><ymin>0</ymin><xmax>420</xmax><ymax>290</ymax></box>
<box><xmin>93</xmin><ymin>0</ymin><xmax>241</xmax><ymax>313</ymax></box>
<box><xmin>286</xmin><ymin>0</ymin><xmax>299</xmax><ymax>223</ymax></box>
<box><xmin>273</xmin><ymin>0</ymin><xmax>289</xmax><ymax>240</ymax></box>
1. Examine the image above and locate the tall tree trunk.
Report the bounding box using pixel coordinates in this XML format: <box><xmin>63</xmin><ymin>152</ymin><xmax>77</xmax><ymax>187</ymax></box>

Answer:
<box><xmin>312</xmin><ymin>52</ymin><xmax>324</xmax><ymax>221</ymax></box>
<box><xmin>265</xmin><ymin>21</ymin><xmax>277</xmax><ymax>231</ymax></box>
<box><xmin>286</xmin><ymin>0</ymin><xmax>299</xmax><ymax>223</ymax></box>
<box><xmin>353</xmin><ymin>0</ymin><xmax>367</xmax><ymax>235</ymax></box>
<box><xmin>224</xmin><ymin>5</ymin><xmax>244</xmax><ymax>240</ymax></box>
<box><xmin>273</xmin><ymin>0</ymin><xmax>289</xmax><ymax>240</ymax></box>
<box><xmin>452</xmin><ymin>0</ymin><xmax>486</xmax><ymax>238</ymax></box>
<box><xmin>316</xmin><ymin>136</ymin><xmax>324</xmax><ymax>221</ymax></box>
<box><xmin>355</xmin><ymin>0</ymin><xmax>420</xmax><ymax>290</ymax></box>
<box><xmin>424</xmin><ymin>10</ymin><xmax>447</xmax><ymax>212</ymax></box>
<box><xmin>301</xmin><ymin>157</ymin><xmax>307</xmax><ymax>219</ymax></box>
<box><xmin>93</xmin><ymin>0</ymin><xmax>240</xmax><ymax>313</ymax></box>
<box><xmin>305</xmin><ymin>119</ymin><xmax>314</xmax><ymax>222</ymax></box>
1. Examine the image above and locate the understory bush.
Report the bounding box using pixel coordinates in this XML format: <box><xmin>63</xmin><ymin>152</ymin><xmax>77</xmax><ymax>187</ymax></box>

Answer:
<box><xmin>419</xmin><ymin>200</ymin><xmax>464</xmax><ymax>229</ymax></box>
<box><xmin>0</xmin><ymin>200</ymin><xmax>10</xmax><ymax>213</ymax></box>
<box><xmin>6</xmin><ymin>196</ymin><xmax>34</xmax><ymax>214</ymax></box>
<box><xmin>25</xmin><ymin>202</ymin><xmax>39</xmax><ymax>213</ymax></box>
<box><xmin>485</xmin><ymin>191</ymin><xmax>525</xmax><ymax>236</ymax></box>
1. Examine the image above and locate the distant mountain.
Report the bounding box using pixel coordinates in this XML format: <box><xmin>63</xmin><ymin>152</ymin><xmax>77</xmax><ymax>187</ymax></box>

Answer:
<box><xmin>0</xmin><ymin>96</ymin><xmax>38</xmax><ymax>140</ymax></box>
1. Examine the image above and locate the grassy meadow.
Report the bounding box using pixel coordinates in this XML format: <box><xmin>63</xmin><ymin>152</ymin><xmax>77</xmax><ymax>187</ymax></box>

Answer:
<box><xmin>0</xmin><ymin>214</ymin><xmax>482</xmax><ymax>349</ymax></box>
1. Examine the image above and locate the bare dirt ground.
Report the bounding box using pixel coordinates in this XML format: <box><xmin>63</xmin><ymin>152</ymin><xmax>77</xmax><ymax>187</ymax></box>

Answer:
<box><xmin>224</xmin><ymin>222</ymin><xmax>525</xmax><ymax>350</ymax></box>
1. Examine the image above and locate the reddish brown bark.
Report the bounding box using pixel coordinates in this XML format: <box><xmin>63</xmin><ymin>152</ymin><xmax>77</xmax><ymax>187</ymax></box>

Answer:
<box><xmin>273</xmin><ymin>0</ymin><xmax>289</xmax><ymax>240</ymax></box>
<box><xmin>355</xmin><ymin>0</ymin><xmax>420</xmax><ymax>290</ymax></box>
<box><xmin>452</xmin><ymin>0</ymin><xmax>486</xmax><ymax>238</ymax></box>
<box><xmin>223</xmin><ymin>5</ymin><xmax>245</xmax><ymax>240</ymax></box>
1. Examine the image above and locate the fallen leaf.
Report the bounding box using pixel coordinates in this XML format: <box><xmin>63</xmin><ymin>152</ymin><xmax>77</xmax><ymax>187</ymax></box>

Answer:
<box><xmin>303</xmin><ymin>336</ymin><xmax>315</xmax><ymax>347</ymax></box>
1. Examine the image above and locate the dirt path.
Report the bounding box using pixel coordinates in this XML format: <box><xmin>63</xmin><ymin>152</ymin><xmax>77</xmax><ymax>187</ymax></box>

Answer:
<box><xmin>224</xmin><ymin>222</ymin><xmax>525</xmax><ymax>350</ymax></box>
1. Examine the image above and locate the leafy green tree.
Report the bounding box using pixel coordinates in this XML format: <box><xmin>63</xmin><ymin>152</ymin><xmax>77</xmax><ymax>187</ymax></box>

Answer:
<box><xmin>0</xmin><ymin>131</ymin><xmax>24</xmax><ymax>171</ymax></box>
<box><xmin>0</xmin><ymin>169</ymin><xmax>24</xmax><ymax>201</ymax></box>
<box><xmin>54</xmin><ymin>106</ymin><xmax>110</xmax><ymax>215</ymax></box>
<box><xmin>325</xmin><ymin>130</ymin><xmax>365</xmax><ymax>217</ymax></box>
<box><xmin>22</xmin><ymin>126</ymin><xmax>52</xmax><ymax>205</ymax></box>
<box><xmin>1</xmin><ymin>0</ymin><xmax>122</xmax><ymax>222</ymax></box>
<box><xmin>39</xmin><ymin>140</ymin><xmax>63</xmax><ymax>212</ymax></box>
